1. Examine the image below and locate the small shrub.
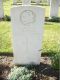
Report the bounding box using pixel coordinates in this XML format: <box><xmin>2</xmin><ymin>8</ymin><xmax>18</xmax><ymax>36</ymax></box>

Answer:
<box><xmin>8</xmin><ymin>67</ymin><xmax>34</xmax><ymax>80</ymax></box>
<box><xmin>51</xmin><ymin>53</ymin><xmax>60</xmax><ymax>70</ymax></box>
<box><xmin>3</xmin><ymin>15</ymin><xmax>11</xmax><ymax>21</ymax></box>
<box><xmin>50</xmin><ymin>17</ymin><xmax>60</xmax><ymax>22</ymax></box>
<box><xmin>45</xmin><ymin>17</ymin><xmax>60</xmax><ymax>22</ymax></box>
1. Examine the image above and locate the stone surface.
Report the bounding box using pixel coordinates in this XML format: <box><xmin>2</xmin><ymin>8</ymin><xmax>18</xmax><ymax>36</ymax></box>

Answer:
<box><xmin>11</xmin><ymin>5</ymin><xmax>45</xmax><ymax>64</ymax></box>
<box><xmin>22</xmin><ymin>0</ymin><xmax>31</xmax><ymax>5</ymax></box>
<box><xmin>0</xmin><ymin>0</ymin><xmax>4</xmax><ymax>18</ymax></box>
<box><xmin>35</xmin><ymin>0</ymin><xmax>40</xmax><ymax>4</ymax></box>
<box><xmin>50</xmin><ymin>0</ymin><xmax>60</xmax><ymax>17</ymax></box>
<box><xmin>13</xmin><ymin>0</ymin><xmax>17</xmax><ymax>4</ymax></box>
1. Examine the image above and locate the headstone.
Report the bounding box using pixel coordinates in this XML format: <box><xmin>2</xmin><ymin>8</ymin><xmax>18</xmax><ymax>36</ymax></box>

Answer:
<box><xmin>13</xmin><ymin>0</ymin><xmax>17</xmax><ymax>4</ymax></box>
<box><xmin>50</xmin><ymin>0</ymin><xmax>60</xmax><ymax>17</ymax></box>
<box><xmin>0</xmin><ymin>0</ymin><xmax>4</xmax><ymax>18</ymax></box>
<box><xmin>11</xmin><ymin>0</ymin><xmax>45</xmax><ymax>64</ymax></box>
<box><xmin>47</xmin><ymin>0</ymin><xmax>50</xmax><ymax>4</ymax></box>
<box><xmin>22</xmin><ymin>0</ymin><xmax>31</xmax><ymax>5</ymax></box>
<box><xmin>35</xmin><ymin>0</ymin><xmax>40</xmax><ymax>4</ymax></box>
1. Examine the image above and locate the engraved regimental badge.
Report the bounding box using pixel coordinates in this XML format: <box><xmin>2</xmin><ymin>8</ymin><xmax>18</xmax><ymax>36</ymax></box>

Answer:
<box><xmin>20</xmin><ymin>10</ymin><xmax>36</xmax><ymax>26</ymax></box>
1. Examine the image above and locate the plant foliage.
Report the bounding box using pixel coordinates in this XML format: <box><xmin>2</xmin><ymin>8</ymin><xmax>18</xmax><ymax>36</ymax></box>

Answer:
<box><xmin>8</xmin><ymin>67</ymin><xmax>33</xmax><ymax>80</ymax></box>
<box><xmin>51</xmin><ymin>53</ymin><xmax>60</xmax><ymax>70</ymax></box>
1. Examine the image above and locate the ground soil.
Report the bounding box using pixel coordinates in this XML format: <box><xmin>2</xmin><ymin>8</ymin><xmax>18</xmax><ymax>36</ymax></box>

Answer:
<box><xmin>0</xmin><ymin>55</ymin><xmax>59</xmax><ymax>80</ymax></box>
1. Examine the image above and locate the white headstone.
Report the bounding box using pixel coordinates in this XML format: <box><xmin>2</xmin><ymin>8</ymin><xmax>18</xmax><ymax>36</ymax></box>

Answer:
<box><xmin>47</xmin><ymin>0</ymin><xmax>50</xmax><ymax>4</ymax></box>
<box><xmin>22</xmin><ymin>0</ymin><xmax>31</xmax><ymax>5</ymax></box>
<box><xmin>11</xmin><ymin>1</ymin><xmax>45</xmax><ymax>64</ymax></box>
<box><xmin>35</xmin><ymin>0</ymin><xmax>40</xmax><ymax>4</ymax></box>
<box><xmin>13</xmin><ymin>0</ymin><xmax>17</xmax><ymax>4</ymax></box>
<box><xmin>50</xmin><ymin>0</ymin><xmax>60</xmax><ymax>17</ymax></box>
<box><xmin>0</xmin><ymin>0</ymin><xmax>4</xmax><ymax>18</ymax></box>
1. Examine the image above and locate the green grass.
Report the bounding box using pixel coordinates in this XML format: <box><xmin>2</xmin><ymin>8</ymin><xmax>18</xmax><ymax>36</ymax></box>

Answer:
<box><xmin>0</xmin><ymin>21</ymin><xmax>60</xmax><ymax>54</ymax></box>
<box><xmin>0</xmin><ymin>21</ymin><xmax>12</xmax><ymax>52</ymax></box>
<box><xmin>42</xmin><ymin>22</ymin><xmax>60</xmax><ymax>54</ymax></box>
<box><xmin>3</xmin><ymin>0</ymin><xmax>13</xmax><ymax>16</ymax></box>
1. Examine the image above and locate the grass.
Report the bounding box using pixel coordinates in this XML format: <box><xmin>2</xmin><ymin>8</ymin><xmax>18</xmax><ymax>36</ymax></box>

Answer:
<box><xmin>0</xmin><ymin>0</ymin><xmax>60</xmax><ymax>55</ymax></box>
<box><xmin>0</xmin><ymin>21</ymin><xmax>12</xmax><ymax>52</ymax></box>
<box><xmin>3</xmin><ymin>0</ymin><xmax>13</xmax><ymax>16</ymax></box>
<box><xmin>0</xmin><ymin>21</ymin><xmax>60</xmax><ymax>55</ymax></box>
<box><xmin>42</xmin><ymin>22</ymin><xmax>60</xmax><ymax>55</ymax></box>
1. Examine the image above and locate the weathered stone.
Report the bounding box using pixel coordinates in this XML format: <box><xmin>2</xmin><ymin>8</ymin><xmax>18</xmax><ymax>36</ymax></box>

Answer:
<box><xmin>0</xmin><ymin>0</ymin><xmax>4</xmax><ymax>18</ymax></box>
